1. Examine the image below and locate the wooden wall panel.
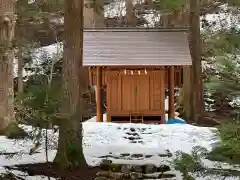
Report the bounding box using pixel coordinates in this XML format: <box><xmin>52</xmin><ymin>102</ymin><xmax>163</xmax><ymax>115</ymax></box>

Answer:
<box><xmin>137</xmin><ymin>75</ymin><xmax>150</xmax><ymax>112</ymax></box>
<box><xmin>107</xmin><ymin>71</ymin><xmax>119</xmax><ymax>112</ymax></box>
<box><xmin>121</xmin><ymin>75</ymin><xmax>135</xmax><ymax>113</ymax></box>
<box><xmin>106</xmin><ymin>69</ymin><xmax>165</xmax><ymax>118</ymax></box>
<box><xmin>150</xmin><ymin>71</ymin><xmax>162</xmax><ymax>111</ymax></box>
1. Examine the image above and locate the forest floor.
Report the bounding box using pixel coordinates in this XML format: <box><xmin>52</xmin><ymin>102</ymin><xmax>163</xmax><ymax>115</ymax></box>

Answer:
<box><xmin>5</xmin><ymin>163</ymin><xmax>100</xmax><ymax>180</ymax></box>
<box><xmin>0</xmin><ymin>116</ymin><xmax>240</xmax><ymax>180</ymax></box>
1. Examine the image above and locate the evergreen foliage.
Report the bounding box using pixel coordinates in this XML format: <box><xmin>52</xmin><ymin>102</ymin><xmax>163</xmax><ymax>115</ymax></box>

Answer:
<box><xmin>15</xmin><ymin>50</ymin><xmax>61</xmax><ymax>128</ymax></box>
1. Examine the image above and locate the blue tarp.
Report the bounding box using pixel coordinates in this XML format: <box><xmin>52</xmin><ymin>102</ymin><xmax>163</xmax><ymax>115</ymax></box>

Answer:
<box><xmin>167</xmin><ymin>118</ymin><xmax>186</xmax><ymax>124</ymax></box>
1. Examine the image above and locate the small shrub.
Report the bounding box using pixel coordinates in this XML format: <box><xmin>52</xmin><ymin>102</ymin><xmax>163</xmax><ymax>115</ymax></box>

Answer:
<box><xmin>4</xmin><ymin>122</ymin><xmax>28</xmax><ymax>139</ymax></box>
<box><xmin>207</xmin><ymin>121</ymin><xmax>240</xmax><ymax>164</ymax></box>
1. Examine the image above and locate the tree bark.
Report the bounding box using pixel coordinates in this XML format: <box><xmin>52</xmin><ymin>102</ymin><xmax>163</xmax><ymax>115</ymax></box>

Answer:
<box><xmin>17</xmin><ymin>48</ymin><xmax>23</xmax><ymax>94</ymax></box>
<box><xmin>94</xmin><ymin>0</ymin><xmax>105</xmax><ymax>27</ymax></box>
<box><xmin>54</xmin><ymin>0</ymin><xmax>87</xmax><ymax>167</ymax></box>
<box><xmin>126</xmin><ymin>0</ymin><xmax>137</xmax><ymax>26</ymax></box>
<box><xmin>0</xmin><ymin>0</ymin><xmax>16</xmax><ymax>132</ymax></box>
<box><xmin>144</xmin><ymin>0</ymin><xmax>153</xmax><ymax>6</ymax></box>
<box><xmin>171</xmin><ymin>10</ymin><xmax>194</xmax><ymax>121</ymax></box>
<box><xmin>181</xmin><ymin>66</ymin><xmax>194</xmax><ymax>120</ymax></box>
<box><xmin>159</xmin><ymin>9</ymin><xmax>195</xmax><ymax>121</ymax></box>
<box><xmin>189</xmin><ymin>0</ymin><xmax>204</xmax><ymax>123</ymax></box>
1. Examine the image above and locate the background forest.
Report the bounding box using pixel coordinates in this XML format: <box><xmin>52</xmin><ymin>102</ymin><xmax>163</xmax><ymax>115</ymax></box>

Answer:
<box><xmin>10</xmin><ymin>0</ymin><xmax>240</xmax><ymax>121</ymax></box>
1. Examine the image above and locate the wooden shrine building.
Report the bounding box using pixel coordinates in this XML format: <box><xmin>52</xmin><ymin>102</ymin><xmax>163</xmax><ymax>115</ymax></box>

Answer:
<box><xmin>83</xmin><ymin>28</ymin><xmax>191</xmax><ymax>123</ymax></box>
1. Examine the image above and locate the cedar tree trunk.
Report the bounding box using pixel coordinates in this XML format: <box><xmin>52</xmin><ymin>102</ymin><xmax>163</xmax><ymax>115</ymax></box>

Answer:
<box><xmin>54</xmin><ymin>0</ymin><xmax>87</xmax><ymax>167</ymax></box>
<box><xmin>0</xmin><ymin>0</ymin><xmax>16</xmax><ymax>132</ymax></box>
<box><xmin>189</xmin><ymin>0</ymin><xmax>204</xmax><ymax>123</ymax></box>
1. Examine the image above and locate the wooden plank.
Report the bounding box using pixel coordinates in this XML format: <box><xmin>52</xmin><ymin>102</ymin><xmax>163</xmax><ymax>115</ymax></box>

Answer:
<box><xmin>117</xmin><ymin>74</ymin><xmax>122</xmax><ymax>112</ymax></box>
<box><xmin>168</xmin><ymin>66</ymin><xmax>175</xmax><ymax>119</ymax></box>
<box><xmin>121</xmin><ymin>75</ymin><xmax>135</xmax><ymax>113</ymax></box>
<box><xmin>106</xmin><ymin>71</ymin><xmax>111</xmax><ymax>122</ymax></box>
<box><xmin>136</xmin><ymin>74</ymin><xmax>150</xmax><ymax>113</ymax></box>
<box><xmin>150</xmin><ymin>71</ymin><xmax>162</xmax><ymax>110</ymax></box>
<box><xmin>109</xmin><ymin>73</ymin><xmax>119</xmax><ymax>111</ymax></box>
<box><xmin>88</xmin><ymin>67</ymin><xmax>93</xmax><ymax>87</ymax></box>
<box><xmin>160</xmin><ymin>69</ymin><xmax>165</xmax><ymax>123</ymax></box>
<box><xmin>96</xmin><ymin>67</ymin><xmax>103</xmax><ymax>122</ymax></box>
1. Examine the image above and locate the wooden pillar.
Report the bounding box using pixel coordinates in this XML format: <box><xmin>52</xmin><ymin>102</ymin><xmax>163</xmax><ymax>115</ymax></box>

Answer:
<box><xmin>88</xmin><ymin>67</ymin><xmax>93</xmax><ymax>86</ymax></box>
<box><xmin>96</xmin><ymin>67</ymin><xmax>103</xmax><ymax>122</ymax></box>
<box><xmin>161</xmin><ymin>69</ymin><xmax>166</xmax><ymax>124</ymax></box>
<box><xmin>168</xmin><ymin>66</ymin><xmax>175</xmax><ymax>119</ymax></box>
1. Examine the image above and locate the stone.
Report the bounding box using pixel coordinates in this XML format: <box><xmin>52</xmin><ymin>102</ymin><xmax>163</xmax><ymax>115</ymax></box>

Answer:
<box><xmin>99</xmin><ymin>155</ymin><xmax>118</xmax><ymax>159</ymax></box>
<box><xmin>131</xmin><ymin>154</ymin><xmax>143</xmax><ymax>158</ymax></box>
<box><xmin>202</xmin><ymin>116</ymin><xmax>220</xmax><ymax>126</ymax></box>
<box><xmin>132</xmin><ymin>165</ymin><xmax>143</xmax><ymax>173</ymax></box>
<box><xmin>97</xmin><ymin>170</ymin><xmax>130</xmax><ymax>179</ymax></box>
<box><xmin>126</xmin><ymin>132</ymin><xmax>139</xmax><ymax>136</ymax></box>
<box><xmin>101</xmin><ymin>159</ymin><xmax>112</xmax><ymax>165</ymax></box>
<box><xmin>133</xmin><ymin>136</ymin><xmax>142</xmax><ymax>140</ymax></box>
<box><xmin>128</xmin><ymin>136</ymin><xmax>135</xmax><ymax>141</ymax></box>
<box><xmin>157</xmin><ymin>153</ymin><xmax>171</xmax><ymax>157</ymax></box>
<box><xmin>160</xmin><ymin>173</ymin><xmax>176</xmax><ymax>179</ymax></box>
<box><xmin>94</xmin><ymin>177</ymin><xmax>109</xmax><ymax>180</ymax></box>
<box><xmin>96</xmin><ymin>171</ymin><xmax>111</xmax><ymax>177</ymax></box>
<box><xmin>110</xmin><ymin>164</ymin><xmax>122</xmax><ymax>172</ymax></box>
<box><xmin>121</xmin><ymin>164</ymin><xmax>133</xmax><ymax>173</ymax></box>
<box><xmin>130</xmin><ymin>127</ymin><xmax>136</xmax><ymax>132</ymax></box>
<box><xmin>166</xmin><ymin>149</ymin><xmax>173</xmax><ymax>157</ymax></box>
<box><xmin>99</xmin><ymin>159</ymin><xmax>112</xmax><ymax>170</ymax></box>
<box><xmin>111</xmin><ymin>172</ymin><xmax>126</xmax><ymax>179</ymax></box>
<box><xmin>144</xmin><ymin>164</ymin><xmax>157</xmax><ymax>174</ymax></box>
<box><xmin>120</xmin><ymin>153</ymin><xmax>130</xmax><ymax>157</ymax></box>
<box><xmin>130</xmin><ymin>172</ymin><xmax>143</xmax><ymax>179</ymax></box>
<box><xmin>144</xmin><ymin>155</ymin><xmax>153</xmax><ymax>158</ymax></box>
<box><xmin>158</xmin><ymin>165</ymin><xmax>171</xmax><ymax>172</ymax></box>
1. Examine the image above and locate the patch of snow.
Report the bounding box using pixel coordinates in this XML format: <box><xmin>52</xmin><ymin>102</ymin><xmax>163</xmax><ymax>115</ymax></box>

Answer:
<box><xmin>194</xmin><ymin>174</ymin><xmax>239</xmax><ymax>180</ymax></box>
<box><xmin>83</xmin><ymin>123</ymin><xmax>219</xmax><ymax>166</ymax></box>
<box><xmin>87</xmin><ymin>114</ymin><xmax>108</xmax><ymax>122</ymax></box>
<box><xmin>203</xmin><ymin>159</ymin><xmax>240</xmax><ymax>171</ymax></box>
<box><xmin>0</xmin><ymin>151</ymin><xmax>56</xmax><ymax>167</ymax></box>
<box><xmin>0</xmin><ymin>168</ymin><xmax>56</xmax><ymax>180</ymax></box>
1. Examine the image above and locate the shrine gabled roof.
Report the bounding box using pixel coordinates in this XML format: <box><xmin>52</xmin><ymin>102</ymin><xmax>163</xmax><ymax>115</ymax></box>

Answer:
<box><xmin>83</xmin><ymin>28</ymin><xmax>191</xmax><ymax>66</ymax></box>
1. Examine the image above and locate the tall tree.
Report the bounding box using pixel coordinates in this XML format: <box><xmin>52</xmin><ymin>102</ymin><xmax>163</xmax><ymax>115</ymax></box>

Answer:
<box><xmin>0</xmin><ymin>0</ymin><xmax>16</xmax><ymax>132</ymax></box>
<box><xmin>16</xmin><ymin>48</ymin><xmax>23</xmax><ymax>94</ymax></box>
<box><xmin>94</xmin><ymin>0</ymin><xmax>105</xmax><ymax>27</ymax></box>
<box><xmin>54</xmin><ymin>0</ymin><xmax>87</xmax><ymax>167</ymax></box>
<box><xmin>126</xmin><ymin>0</ymin><xmax>137</xmax><ymax>26</ymax></box>
<box><xmin>157</xmin><ymin>5</ymin><xmax>194</xmax><ymax>121</ymax></box>
<box><xmin>189</xmin><ymin>0</ymin><xmax>204</xmax><ymax>122</ymax></box>
<box><xmin>156</xmin><ymin>1</ymin><xmax>205</xmax><ymax>122</ymax></box>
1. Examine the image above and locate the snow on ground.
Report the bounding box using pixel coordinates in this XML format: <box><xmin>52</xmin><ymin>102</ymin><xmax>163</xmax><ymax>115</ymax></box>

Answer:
<box><xmin>83</xmin><ymin>122</ymin><xmax>219</xmax><ymax>166</ymax></box>
<box><xmin>0</xmin><ymin>117</ymin><xmax>240</xmax><ymax>179</ymax></box>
